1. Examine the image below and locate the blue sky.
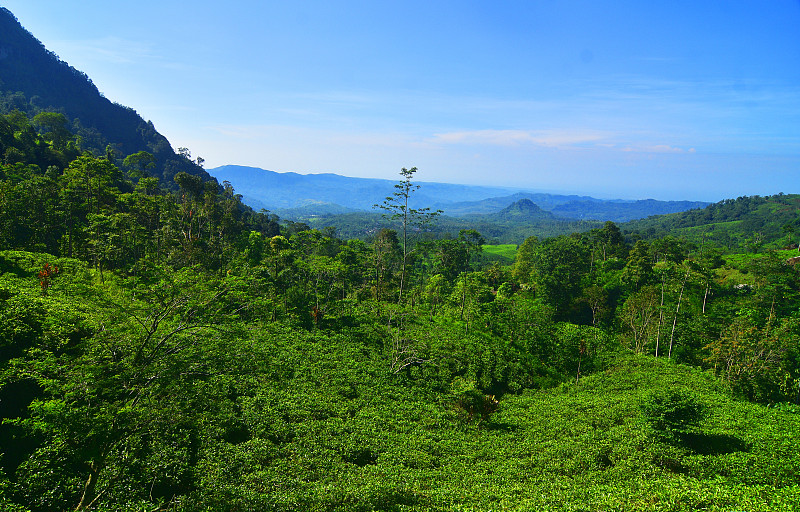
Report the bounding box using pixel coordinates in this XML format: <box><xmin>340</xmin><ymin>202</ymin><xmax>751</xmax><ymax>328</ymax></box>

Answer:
<box><xmin>3</xmin><ymin>1</ymin><xmax>800</xmax><ymax>200</ymax></box>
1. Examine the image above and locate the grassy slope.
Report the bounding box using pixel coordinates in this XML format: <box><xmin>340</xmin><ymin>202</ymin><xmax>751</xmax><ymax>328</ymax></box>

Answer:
<box><xmin>621</xmin><ymin>194</ymin><xmax>800</xmax><ymax>251</ymax></box>
<box><xmin>724</xmin><ymin>248</ymin><xmax>799</xmax><ymax>266</ymax></box>
<box><xmin>385</xmin><ymin>356</ymin><xmax>800</xmax><ymax>511</ymax></box>
<box><xmin>480</xmin><ymin>244</ymin><xmax>518</xmax><ymax>264</ymax></box>
<box><xmin>483</xmin><ymin>357</ymin><xmax>800</xmax><ymax>511</ymax></box>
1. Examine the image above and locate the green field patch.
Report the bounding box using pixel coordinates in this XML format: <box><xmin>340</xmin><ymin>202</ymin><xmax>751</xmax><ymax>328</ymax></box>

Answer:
<box><xmin>481</xmin><ymin>244</ymin><xmax>518</xmax><ymax>263</ymax></box>
<box><xmin>724</xmin><ymin>248</ymin><xmax>800</xmax><ymax>267</ymax></box>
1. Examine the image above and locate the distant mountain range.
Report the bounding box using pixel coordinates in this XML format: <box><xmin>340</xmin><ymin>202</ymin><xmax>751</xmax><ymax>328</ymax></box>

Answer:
<box><xmin>207</xmin><ymin>165</ymin><xmax>522</xmax><ymax>213</ymax></box>
<box><xmin>208</xmin><ymin>165</ymin><xmax>710</xmax><ymax>223</ymax></box>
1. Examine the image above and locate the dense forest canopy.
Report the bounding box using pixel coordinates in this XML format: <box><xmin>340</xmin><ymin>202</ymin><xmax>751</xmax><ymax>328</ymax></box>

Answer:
<box><xmin>1</xmin><ymin>7</ymin><xmax>800</xmax><ymax>511</ymax></box>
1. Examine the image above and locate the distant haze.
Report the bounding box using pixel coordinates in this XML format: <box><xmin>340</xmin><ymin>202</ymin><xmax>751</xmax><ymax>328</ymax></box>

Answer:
<box><xmin>208</xmin><ymin>165</ymin><xmax>709</xmax><ymax>223</ymax></box>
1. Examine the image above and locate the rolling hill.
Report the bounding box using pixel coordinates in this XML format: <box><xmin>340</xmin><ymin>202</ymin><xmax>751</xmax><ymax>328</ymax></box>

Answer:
<box><xmin>621</xmin><ymin>193</ymin><xmax>800</xmax><ymax>251</ymax></box>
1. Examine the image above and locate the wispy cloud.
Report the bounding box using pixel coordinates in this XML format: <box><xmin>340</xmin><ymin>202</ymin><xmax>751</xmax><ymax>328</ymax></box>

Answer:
<box><xmin>209</xmin><ymin>123</ymin><xmax>417</xmax><ymax>148</ymax></box>
<box><xmin>622</xmin><ymin>144</ymin><xmax>696</xmax><ymax>154</ymax></box>
<box><xmin>209</xmin><ymin>122</ymin><xmax>700</xmax><ymax>161</ymax></box>
<box><xmin>430</xmin><ymin>129</ymin><xmax>703</xmax><ymax>157</ymax></box>
<box><xmin>430</xmin><ymin>129</ymin><xmax>609</xmax><ymax>148</ymax></box>
<box><xmin>52</xmin><ymin>36</ymin><xmax>155</xmax><ymax>64</ymax></box>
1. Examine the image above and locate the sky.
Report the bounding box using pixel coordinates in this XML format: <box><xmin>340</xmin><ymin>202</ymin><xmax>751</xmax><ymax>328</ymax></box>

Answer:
<box><xmin>3</xmin><ymin>1</ymin><xmax>800</xmax><ymax>201</ymax></box>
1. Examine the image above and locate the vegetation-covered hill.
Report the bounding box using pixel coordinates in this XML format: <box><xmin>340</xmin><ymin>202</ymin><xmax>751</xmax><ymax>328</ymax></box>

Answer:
<box><xmin>2</xmin><ymin>242</ymin><xmax>799</xmax><ymax>510</ymax></box>
<box><xmin>623</xmin><ymin>193</ymin><xmax>800</xmax><ymax>252</ymax></box>
<box><xmin>489</xmin><ymin>197</ymin><xmax>553</xmax><ymax>221</ymax></box>
<box><xmin>0</xmin><ymin>8</ymin><xmax>212</xmax><ymax>189</ymax></box>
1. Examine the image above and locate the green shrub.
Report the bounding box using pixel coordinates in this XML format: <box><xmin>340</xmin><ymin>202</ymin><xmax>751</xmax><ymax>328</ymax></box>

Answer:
<box><xmin>450</xmin><ymin>377</ymin><xmax>499</xmax><ymax>422</ymax></box>
<box><xmin>640</xmin><ymin>387</ymin><xmax>707</xmax><ymax>436</ymax></box>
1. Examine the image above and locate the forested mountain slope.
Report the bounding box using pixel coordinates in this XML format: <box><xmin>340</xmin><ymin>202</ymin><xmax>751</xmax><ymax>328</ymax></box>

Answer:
<box><xmin>622</xmin><ymin>193</ymin><xmax>800</xmax><ymax>251</ymax></box>
<box><xmin>0</xmin><ymin>8</ymin><xmax>211</xmax><ymax>189</ymax></box>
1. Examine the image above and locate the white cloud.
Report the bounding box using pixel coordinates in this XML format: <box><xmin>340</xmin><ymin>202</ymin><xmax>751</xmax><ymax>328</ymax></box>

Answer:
<box><xmin>430</xmin><ymin>129</ymin><xmax>609</xmax><ymax>149</ymax></box>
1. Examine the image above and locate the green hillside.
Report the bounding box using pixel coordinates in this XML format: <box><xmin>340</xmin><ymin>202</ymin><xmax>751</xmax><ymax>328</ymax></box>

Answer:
<box><xmin>2</xmin><ymin>246</ymin><xmax>799</xmax><ymax>511</ymax></box>
<box><xmin>0</xmin><ymin>8</ymin><xmax>213</xmax><ymax>189</ymax></box>
<box><xmin>622</xmin><ymin>194</ymin><xmax>800</xmax><ymax>252</ymax></box>
<box><xmin>2</xmin><ymin>8</ymin><xmax>800</xmax><ymax>512</ymax></box>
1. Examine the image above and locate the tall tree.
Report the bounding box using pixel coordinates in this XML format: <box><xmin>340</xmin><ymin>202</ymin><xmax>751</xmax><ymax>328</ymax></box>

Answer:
<box><xmin>122</xmin><ymin>150</ymin><xmax>156</xmax><ymax>178</ymax></box>
<box><xmin>529</xmin><ymin>235</ymin><xmax>591</xmax><ymax>320</ymax></box>
<box><xmin>374</xmin><ymin>167</ymin><xmax>440</xmax><ymax>302</ymax></box>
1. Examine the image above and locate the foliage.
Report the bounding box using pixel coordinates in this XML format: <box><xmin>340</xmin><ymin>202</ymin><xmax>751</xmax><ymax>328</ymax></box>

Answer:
<box><xmin>640</xmin><ymin>387</ymin><xmax>708</xmax><ymax>436</ymax></box>
<box><xmin>450</xmin><ymin>377</ymin><xmax>499</xmax><ymax>423</ymax></box>
<box><xmin>373</xmin><ymin>166</ymin><xmax>441</xmax><ymax>302</ymax></box>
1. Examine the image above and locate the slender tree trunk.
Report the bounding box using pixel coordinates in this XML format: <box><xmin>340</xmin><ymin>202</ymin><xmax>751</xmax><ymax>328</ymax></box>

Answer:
<box><xmin>398</xmin><ymin>200</ymin><xmax>409</xmax><ymax>304</ymax></box>
<box><xmin>76</xmin><ymin>460</ymin><xmax>101</xmax><ymax>510</ymax></box>
<box><xmin>399</xmin><ymin>253</ymin><xmax>407</xmax><ymax>303</ymax></box>
<box><xmin>460</xmin><ymin>273</ymin><xmax>468</xmax><ymax>321</ymax></box>
<box><xmin>656</xmin><ymin>273</ymin><xmax>665</xmax><ymax>357</ymax></box>
<box><xmin>668</xmin><ymin>270</ymin><xmax>689</xmax><ymax>359</ymax></box>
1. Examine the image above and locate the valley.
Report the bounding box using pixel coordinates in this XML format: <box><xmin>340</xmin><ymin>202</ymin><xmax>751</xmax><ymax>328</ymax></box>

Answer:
<box><xmin>1</xmin><ymin>6</ymin><xmax>799</xmax><ymax>512</ymax></box>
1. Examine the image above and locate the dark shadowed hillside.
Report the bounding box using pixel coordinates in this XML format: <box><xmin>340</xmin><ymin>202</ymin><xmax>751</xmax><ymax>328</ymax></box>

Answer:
<box><xmin>0</xmin><ymin>8</ymin><xmax>212</xmax><ymax>188</ymax></box>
